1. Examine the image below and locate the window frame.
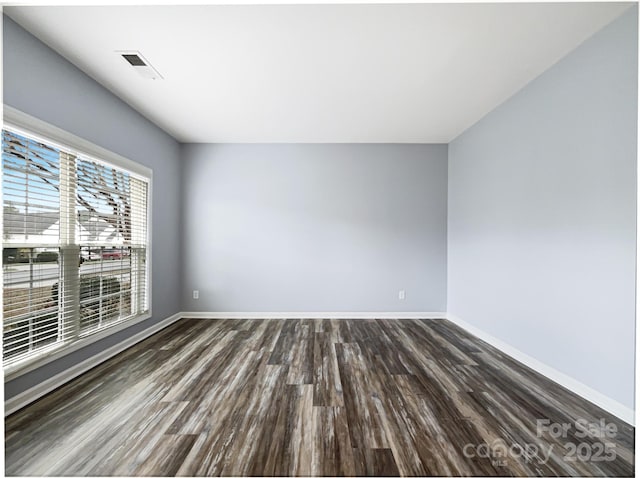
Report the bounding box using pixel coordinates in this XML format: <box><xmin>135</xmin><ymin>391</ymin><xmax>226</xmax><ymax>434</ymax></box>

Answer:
<box><xmin>2</xmin><ymin>106</ymin><xmax>153</xmax><ymax>381</ymax></box>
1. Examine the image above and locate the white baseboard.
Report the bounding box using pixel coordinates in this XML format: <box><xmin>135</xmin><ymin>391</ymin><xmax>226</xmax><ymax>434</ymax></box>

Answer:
<box><xmin>181</xmin><ymin>311</ymin><xmax>446</xmax><ymax>319</ymax></box>
<box><xmin>446</xmin><ymin>313</ymin><xmax>635</xmax><ymax>426</ymax></box>
<box><xmin>4</xmin><ymin>312</ymin><xmax>183</xmax><ymax>417</ymax></box>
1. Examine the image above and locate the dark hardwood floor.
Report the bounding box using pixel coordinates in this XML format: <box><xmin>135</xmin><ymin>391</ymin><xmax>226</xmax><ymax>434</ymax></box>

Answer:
<box><xmin>5</xmin><ymin>318</ymin><xmax>634</xmax><ymax>476</ymax></box>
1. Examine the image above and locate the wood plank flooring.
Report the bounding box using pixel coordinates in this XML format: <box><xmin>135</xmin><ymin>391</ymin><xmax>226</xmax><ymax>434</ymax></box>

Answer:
<box><xmin>5</xmin><ymin>318</ymin><xmax>635</xmax><ymax>476</ymax></box>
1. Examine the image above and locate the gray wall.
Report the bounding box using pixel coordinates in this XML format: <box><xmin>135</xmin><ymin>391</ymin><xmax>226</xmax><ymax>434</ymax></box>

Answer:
<box><xmin>3</xmin><ymin>16</ymin><xmax>182</xmax><ymax>399</ymax></box>
<box><xmin>181</xmin><ymin>144</ymin><xmax>448</xmax><ymax>312</ymax></box>
<box><xmin>448</xmin><ymin>8</ymin><xmax>637</xmax><ymax>408</ymax></box>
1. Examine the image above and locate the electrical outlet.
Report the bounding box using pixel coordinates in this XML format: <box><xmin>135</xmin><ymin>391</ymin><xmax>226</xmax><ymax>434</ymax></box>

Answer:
<box><xmin>398</xmin><ymin>290</ymin><xmax>406</xmax><ymax>300</ymax></box>
<box><xmin>193</xmin><ymin>290</ymin><xmax>199</xmax><ymax>300</ymax></box>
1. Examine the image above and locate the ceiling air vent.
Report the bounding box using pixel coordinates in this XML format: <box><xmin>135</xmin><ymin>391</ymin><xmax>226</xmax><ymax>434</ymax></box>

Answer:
<box><xmin>117</xmin><ymin>51</ymin><xmax>163</xmax><ymax>80</ymax></box>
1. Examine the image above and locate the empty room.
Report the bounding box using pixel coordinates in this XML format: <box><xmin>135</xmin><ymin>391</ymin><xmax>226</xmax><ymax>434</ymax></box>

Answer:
<box><xmin>1</xmin><ymin>1</ymin><xmax>637</xmax><ymax>477</ymax></box>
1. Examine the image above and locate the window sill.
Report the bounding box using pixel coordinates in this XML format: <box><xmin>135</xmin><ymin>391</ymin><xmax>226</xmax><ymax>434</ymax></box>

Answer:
<box><xmin>3</xmin><ymin>311</ymin><xmax>152</xmax><ymax>382</ymax></box>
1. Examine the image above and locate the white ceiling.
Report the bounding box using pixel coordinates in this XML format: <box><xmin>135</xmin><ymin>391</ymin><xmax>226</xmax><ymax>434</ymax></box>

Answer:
<box><xmin>5</xmin><ymin>3</ymin><xmax>632</xmax><ymax>143</ymax></box>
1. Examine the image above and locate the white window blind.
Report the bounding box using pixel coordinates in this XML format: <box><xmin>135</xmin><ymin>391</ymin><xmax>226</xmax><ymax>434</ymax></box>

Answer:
<box><xmin>2</xmin><ymin>127</ymin><xmax>150</xmax><ymax>368</ymax></box>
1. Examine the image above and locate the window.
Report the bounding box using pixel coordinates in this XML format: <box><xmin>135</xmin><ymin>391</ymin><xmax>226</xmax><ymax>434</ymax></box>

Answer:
<box><xmin>2</xmin><ymin>116</ymin><xmax>151</xmax><ymax>372</ymax></box>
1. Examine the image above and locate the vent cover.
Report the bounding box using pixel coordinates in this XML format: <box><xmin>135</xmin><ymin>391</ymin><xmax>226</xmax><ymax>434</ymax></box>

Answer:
<box><xmin>122</xmin><ymin>54</ymin><xmax>146</xmax><ymax>67</ymax></box>
<box><xmin>117</xmin><ymin>51</ymin><xmax>163</xmax><ymax>80</ymax></box>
